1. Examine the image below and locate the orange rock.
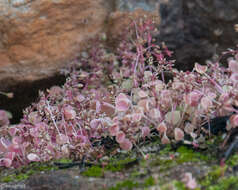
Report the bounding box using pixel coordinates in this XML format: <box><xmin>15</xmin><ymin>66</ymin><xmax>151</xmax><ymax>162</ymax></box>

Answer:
<box><xmin>106</xmin><ymin>8</ymin><xmax>160</xmax><ymax>48</ymax></box>
<box><xmin>0</xmin><ymin>0</ymin><xmax>160</xmax><ymax>89</ymax></box>
<box><xmin>0</xmin><ymin>0</ymin><xmax>110</xmax><ymax>86</ymax></box>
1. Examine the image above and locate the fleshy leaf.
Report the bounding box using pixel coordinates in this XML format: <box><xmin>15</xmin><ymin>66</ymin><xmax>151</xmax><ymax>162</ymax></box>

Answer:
<box><xmin>27</xmin><ymin>153</ymin><xmax>40</xmax><ymax>162</ymax></box>
<box><xmin>194</xmin><ymin>63</ymin><xmax>207</xmax><ymax>74</ymax></box>
<box><xmin>174</xmin><ymin>128</ymin><xmax>184</xmax><ymax>141</ymax></box>
<box><xmin>119</xmin><ymin>138</ymin><xmax>133</xmax><ymax>151</ymax></box>
<box><xmin>116</xmin><ymin>131</ymin><xmax>126</xmax><ymax>143</ymax></box>
<box><xmin>165</xmin><ymin>111</ymin><xmax>181</xmax><ymax>125</ymax></box>
<box><xmin>115</xmin><ymin>93</ymin><xmax>130</xmax><ymax>112</ymax></box>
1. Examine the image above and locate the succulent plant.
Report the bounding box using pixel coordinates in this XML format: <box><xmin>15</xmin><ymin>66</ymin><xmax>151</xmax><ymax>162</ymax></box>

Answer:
<box><xmin>0</xmin><ymin>18</ymin><xmax>238</xmax><ymax>168</ymax></box>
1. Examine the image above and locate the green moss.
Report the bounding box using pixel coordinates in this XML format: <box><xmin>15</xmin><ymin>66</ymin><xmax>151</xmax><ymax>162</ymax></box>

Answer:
<box><xmin>109</xmin><ymin>180</ymin><xmax>139</xmax><ymax>190</ymax></box>
<box><xmin>176</xmin><ymin>146</ymin><xmax>210</xmax><ymax>163</ymax></box>
<box><xmin>82</xmin><ymin>166</ymin><xmax>103</xmax><ymax>177</ymax></box>
<box><xmin>159</xmin><ymin>180</ymin><xmax>190</xmax><ymax>190</ymax></box>
<box><xmin>150</xmin><ymin>157</ymin><xmax>176</xmax><ymax>172</ymax></box>
<box><xmin>1</xmin><ymin>175</ymin><xmax>15</xmax><ymax>183</ymax></box>
<box><xmin>77</xmin><ymin>156</ymin><xmax>138</xmax><ymax>178</ymax></box>
<box><xmin>105</xmin><ymin>157</ymin><xmax>138</xmax><ymax>172</ymax></box>
<box><xmin>144</xmin><ymin>176</ymin><xmax>156</xmax><ymax>187</ymax></box>
<box><xmin>202</xmin><ymin>176</ymin><xmax>238</xmax><ymax>190</ymax></box>
<box><xmin>56</xmin><ymin>158</ymin><xmax>73</xmax><ymax>164</ymax></box>
<box><xmin>130</xmin><ymin>169</ymin><xmax>147</xmax><ymax>178</ymax></box>
<box><xmin>227</xmin><ymin>153</ymin><xmax>238</xmax><ymax>167</ymax></box>
<box><xmin>150</xmin><ymin>145</ymin><xmax>210</xmax><ymax>172</ymax></box>
<box><xmin>210</xmin><ymin>176</ymin><xmax>238</xmax><ymax>190</ymax></box>
<box><xmin>173</xmin><ymin>180</ymin><xmax>188</xmax><ymax>190</ymax></box>
<box><xmin>0</xmin><ymin>162</ymin><xmax>57</xmax><ymax>183</ymax></box>
<box><xmin>200</xmin><ymin>166</ymin><xmax>227</xmax><ymax>187</ymax></box>
<box><xmin>159</xmin><ymin>145</ymin><xmax>173</xmax><ymax>155</ymax></box>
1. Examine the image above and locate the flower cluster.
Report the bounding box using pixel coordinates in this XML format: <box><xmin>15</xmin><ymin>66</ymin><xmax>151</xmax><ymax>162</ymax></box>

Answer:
<box><xmin>0</xmin><ymin>18</ymin><xmax>238</xmax><ymax>168</ymax></box>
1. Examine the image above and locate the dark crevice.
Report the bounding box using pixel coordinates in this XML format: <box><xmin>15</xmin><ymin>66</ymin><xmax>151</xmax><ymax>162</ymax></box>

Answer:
<box><xmin>0</xmin><ymin>74</ymin><xmax>66</xmax><ymax>124</ymax></box>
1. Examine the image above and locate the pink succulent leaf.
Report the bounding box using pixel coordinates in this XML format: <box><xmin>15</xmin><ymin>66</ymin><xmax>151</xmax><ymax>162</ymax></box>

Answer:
<box><xmin>5</xmin><ymin>152</ymin><xmax>16</xmax><ymax>161</ymax></box>
<box><xmin>226</xmin><ymin>122</ymin><xmax>232</xmax><ymax>131</ymax></box>
<box><xmin>28</xmin><ymin>111</ymin><xmax>42</xmax><ymax>124</ymax></box>
<box><xmin>0</xmin><ymin>137</ymin><xmax>11</xmax><ymax>152</ymax></box>
<box><xmin>137</xmin><ymin>90</ymin><xmax>148</xmax><ymax>98</ymax></box>
<box><xmin>113</xmin><ymin>117</ymin><xmax>119</xmax><ymax>123</ymax></box>
<box><xmin>116</xmin><ymin>93</ymin><xmax>128</xmax><ymax>100</ymax></box>
<box><xmin>172</xmin><ymin>81</ymin><xmax>185</xmax><ymax>90</ymax></box>
<box><xmin>61</xmin><ymin>144</ymin><xmax>70</xmax><ymax>156</ymax></box>
<box><xmin>138</xmin><ymin>99</ymin><xmax>150</xmax><ymax>112</ymax></box>
<box><xmin>228</xmin><ymin>59</ymin><xmax>238</xmax><ymax>73</ymax></box>
<box><xmin>48</xmin><ymin>86</ymin><xmax>62</xmax><ymax>97</ymax></box>
<box><xmin>30</xmin><ymin>127</ymin><xmax>40</xmax><ymax>137</ymax></box>
<box><xmin>74</xmin><ymin>94</ymin><xmax>85</xmax><ymax>103</ymax></box>
<box><xmin>119</xmin><ymin>138</ymin><xmax>133</xmax><ymax>151</ymax></box>
<box><xmin>115</xmin><ymin>93</ymin><xmax>131</xmax><ymax>112</ymax></box>
<box><xmin>165</xmin><ymin>111</ymin><xmax>181</xmax><ymax>125</ymax></box>
<box><xmin>230</xmin><ymin>73</ymin><xmax>238</xmax><ymax>85</ymax></box>
<box><xmin>153</xmin><ymin>80</ymin><xmax>164</xmax><ymax>92</ymax></box>
<box><xmin>0</xmin><ymin>110</ymin><xmax>10</xmax><ymax>126</ymax></box>
<box><xmin>161</xmin><ymin>133</ymin><xmax>170</xmax><ymax>144</ymax></box>
<box><xmin>207</xmin><ymin>92</ymin><xmax>217</xmax><ymax>99</ymax></box>
<box><xmin>123</xmin><ymin>114</ymin><xmax>132</xmax><ymax>122</ymax></box>
<box><xmin>154</xmin><ymin>52</ymin><xmax>164</xmax><ymax>62</ymax></box>
<box><xmin>27</xmin><ymin>153</ymin><xmax>40</xmax><ymax>162</ymax></box>
<box><xmin>90</xmin><ymin>119</ymin><xmax>101</xmax><ymax>129</ymax></box>
<box><xmin>149</xmin><ymin>108</ymin><xmax>162</xmax><ymax>120</ymax></box>
<box><xmin>131</xmin><ymin>113</ymin><xmax>142</xmax><ymax>123</ymax></box>
<box><xmin>8</xmin><ymin>127</ymin><xmax>18</xmax><ymax>136</ymax></box>
<box><xmin>46</xmin><ymin>144</ymin><xmax>55</xmax><ymax>154</ymax></box>
<box><xmin>109</xmin><ymin>124</ymin><xmax>120</xmax><ymax>136</ymax></box>
<box><xmin>160</xmin><ymin>90</ymin><xmax>171</xmax><ymax>105</ymax></box>
<box><xmin>186</xmin><ymin>178</ymin><xmax>197</xmax><ymax>190</ymax></box>
<box><xmin>56</xmin><ymin>134</ymin><xmax>69</xmax><ymax>145</ymax></box>
<box><xmin>76</xmin><ymin>135</ymin><xmax>88</xmax><ymax>144</ymax></box>
<box><xmin>200</xmin><ymin>96</ymin><xmax>213</xmax><ymax>111</ymax></box>
<box><xmin>194</xmin><ymin>63</ymin><xmax>207</xmax><ymax>74</ymax></box>
<box><xmin>63</xmin><ymin>106</ymin><xmax>76</xmax><ymax>120</ymax></box>
<box><xmin>35</xmin><ymin>122</ymin><xmax>47</xmax><ymax>131</ymax></box>
<box><xmin>156</xmin><ymin>122</ymin><xmax>167</xmax><ymax>134</ymax></box>
<box><xmin>174</xmin><ymin>128</ymin><xmax>184</xmax><ymax>141</ymax></box>
<box><xmin>12</xmin><ymin>136</ymin><xmax>22</xmax><ymax>145</ymax></box>
<box><xmin>141</xmin><ymin>127</ymin><xmax>150</xmax><ymax>138</ymax></box>
<box><xmin>182</xmin><ymin>172</ymin><xmax>197</xmax><ymax>190</ymax></box>
<box><xmin>165</xmin><ymin>48</ymin><xmax>172</xmax><ymax>57</ymax></box>
<box><xmin>116</xmin><ymin>131</ymin><xmax>126</xmax><ymax>143</ymax></box>
<box><xmin>96</xmin><ymin>100</ymin><xmax>101</xmax><ymax>113</ymax></box>
<box><xmin>184</xmin><ymin>123</ymin><xmax>195</xmax><ymax>134</ymax></box>
<box><xmin>8</xmin><ymin>144</ymin><xmax>21</xmax><ymax>154</ymax></box>
<box><xmin>34</xmin><ymin>137</ymin><xmax>43</xmax><ymax>147</ymax></box>
<box><xmin>229</xmin><ymin>114</ymin><xmax>238</xmax><ymax>128</ymax></box>
<box><xmin>0</xmin><ymin>158</ymin><xmax>12</xmax><ymax>168</ymax></box>
<box><xmin>184</xmin><ymin>91</ymin><xmax>201</xmax><ymax>107</ymax></box>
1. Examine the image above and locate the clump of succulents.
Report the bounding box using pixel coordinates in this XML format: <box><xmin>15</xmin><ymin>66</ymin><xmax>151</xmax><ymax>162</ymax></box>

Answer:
<box><xmin>1</xmin><ymin>18</ymin><xmax>238</xmax><ymax>168</ymax></box>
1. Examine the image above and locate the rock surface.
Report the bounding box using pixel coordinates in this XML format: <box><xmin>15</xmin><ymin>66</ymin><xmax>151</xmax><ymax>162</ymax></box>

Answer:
<box><xmin>0</xmin><ymin>0</ymin><xmax>160</xmax><ymax>90</ymax></box>
<box><xmin>0</xmin><ymin>0</ymin><xmax>111</xmax><ymax>88</ymax></box>
<box><xmin>158</xmin><ymin>0</ymin><xmax>238</xmax><ymax>70</ymax></box>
